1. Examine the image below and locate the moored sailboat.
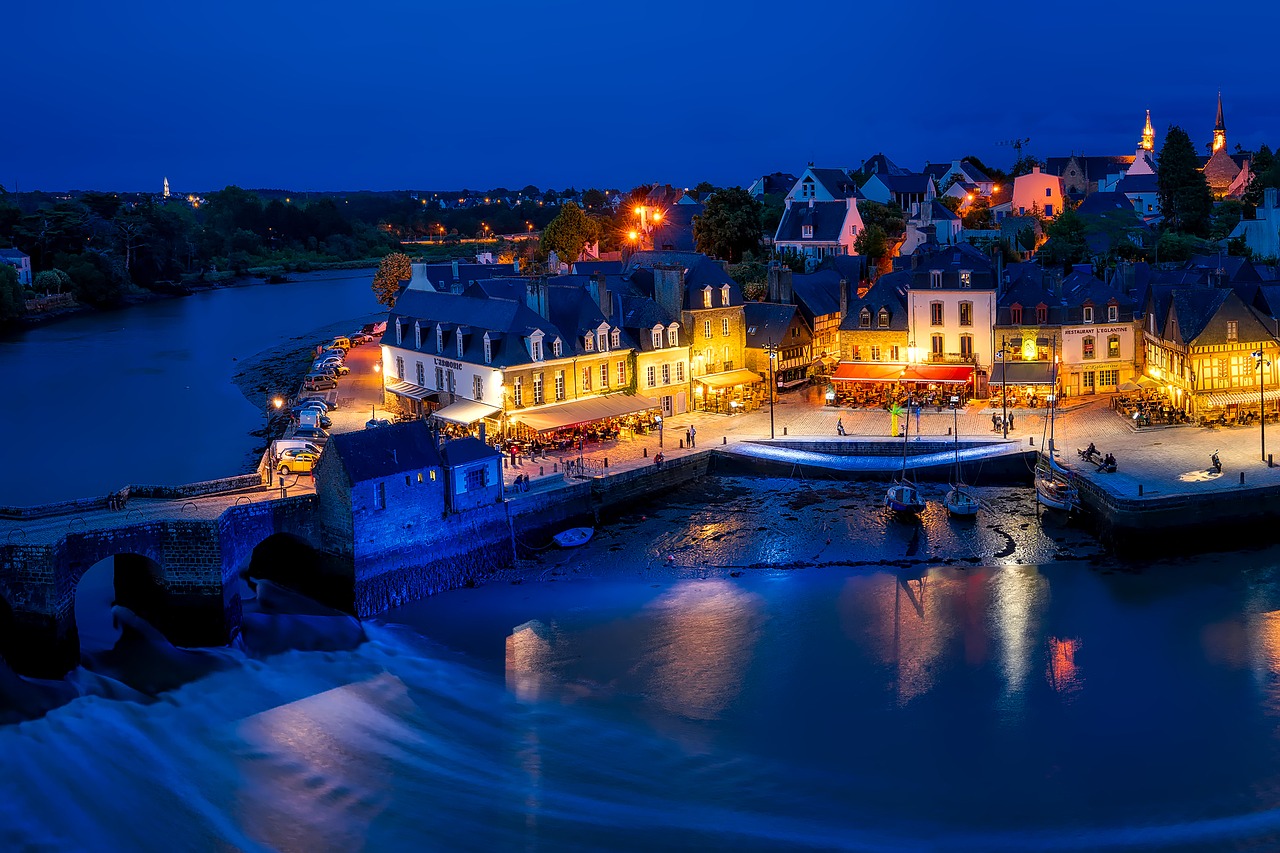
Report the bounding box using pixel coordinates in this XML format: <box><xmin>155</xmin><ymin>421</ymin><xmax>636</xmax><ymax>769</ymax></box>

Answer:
<box><xmin>944</xmin><ymin>400</ymin><xmax>978</xmax><ymax>518</ymax></box>
<box><xmin>885</xmin><ymin>399</ymin><xmax>926</xmax><ymax>515</ymax></box>
<box><xmin>1035</xmin><ymin>358</ymin><xmax>1078</xmax><ymax>513</ymax></box>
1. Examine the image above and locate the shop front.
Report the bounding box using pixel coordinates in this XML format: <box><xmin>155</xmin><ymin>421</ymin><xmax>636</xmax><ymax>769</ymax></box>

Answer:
<box><xmin>508</xmin><ymin>393</ymin><xmax>662</xmax><ymax>451</ymax></box>
<box><xmin>693</xmin><ymin>368</ymin><xmax>764</xmax><ymax>414</ymax></box>
<box><xmin>430</xmin><ymin>398</ymin><xmax>503</xmax><ymax>439</ymax></box>
<box><xmin>384</xmin><ymin>380</ymin><xmax>439</xmax><ymax>417</ymax></box>
<box><xmin>989</xmin><ymin>362</ymin><xmax>1057</xmax><ymax>409</ymax></box>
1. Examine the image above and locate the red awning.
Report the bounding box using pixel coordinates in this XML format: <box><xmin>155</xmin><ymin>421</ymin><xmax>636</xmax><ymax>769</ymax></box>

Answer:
<box><xmin>899</xmin><ymin>365</ymin><xmax>974</xmax><ymax>384</ymax></box>
<box><xmin>831</xmin><ymin>362</ymin><xmax>905</xmax><ymax>382</ymax></box>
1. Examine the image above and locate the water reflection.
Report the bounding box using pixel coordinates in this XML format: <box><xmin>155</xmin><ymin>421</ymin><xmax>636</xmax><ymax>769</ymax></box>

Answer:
<box><xmin>505</xmin><ymin>619</ymin><xmax>553</xmax><ymax>704</ymax></box>
<box><xmin>1046</xmin><ymin>637</ymin><xmax>1084</xmax><ymax>698</ymax></box>
<box><xmin>989</xmin><ymin>566</ymin><xmax>1049</xmax><ymax>706</ymax></box>
<box><xmin>636</xmin><ymin>580</ymin><xmax>764</xmax><ymax>720</ymax></box>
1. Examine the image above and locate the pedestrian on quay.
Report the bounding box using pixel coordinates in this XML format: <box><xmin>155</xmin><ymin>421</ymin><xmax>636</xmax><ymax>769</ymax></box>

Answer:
<box><xmin>1007</xmin><ymin>412</ymin><xmax>1015</xmax><ymax>430</ymax></box>
<box><xmin>992</xmin><ymin>413</ymin><xmax>1000</xmax><ymax>432</ymax></box>
<box><xmin>654</xmin><ymin>451</ymin><xmax>665</xmax><ymax>470</ymax></box>
<box><xmin>837</xmin><ymin>417</ymin><xmax>846</xmax><ymax>436</ymax></box>
<box><xmin>686</xmin><ymin>428</ymin><xmax>692</xmax><ymax>447</ymax></box>
<box><xmin>690</xmin><ymin>425</ymin><xmax>697</xmax><ymax>448</ymax></box>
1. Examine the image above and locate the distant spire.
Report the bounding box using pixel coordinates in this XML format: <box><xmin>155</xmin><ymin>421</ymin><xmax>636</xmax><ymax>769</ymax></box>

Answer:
<box><xmin>1212</xmin><ymin>92</ymin><xmax>1226</xmax><ymax>153</ymax></box>
<box><xmin>1141</xmin><ymin>109</ymin><xmax>1154</xmax><ymax>152</ymax></box>
<box><xmin>163</xmin><ymin>177</ymin><xmax>170</xmax><ymax>198</ymax></box>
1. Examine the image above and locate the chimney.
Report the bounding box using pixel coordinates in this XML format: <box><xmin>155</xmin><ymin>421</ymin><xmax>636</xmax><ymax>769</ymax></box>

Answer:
<box><xmin>451</xmin><ymin>259</ymin><xmax>459</xmax><ymax>281</ymax></box>
<box><xmin>593</xmin><ymin>272</ymin><xmax>609</xmax><ymax>317</ymax></box>
<box><xmin>525</xmin><ymin>277</ymin><xmax>549</xmax><ymax>319</ymax></box>
<box><xmin>808</xmin><ymin>197</ymin><xmax>814</xmax><ymax>208</ymax></box>
<box><xmin>653</xmin><ymin>264</ymin><xmax>686</xmax><ymax>321</ymax></box>
<box><xmin>478</xmin><ymin>422</ymin><xmax>485</xmax><ymax>444</ymax></box>
<box><xmin>408</xmin><ymin>263</ymin><xmax>430</xmax><ymax>292</ymax></box>
<box><xmin>839</xmin><ymin>277</ymin><xmax>849</xmax><ymax>318</ymax></box>
<box><xmin>1031</xmin><ymin>165</ymin><xmax>1041</xmax><ymax>174</ymax></box>
<box><xmin>767</xmin><ymin>262</ymin><xmax>793</xmax><ymax>304</ymax></box>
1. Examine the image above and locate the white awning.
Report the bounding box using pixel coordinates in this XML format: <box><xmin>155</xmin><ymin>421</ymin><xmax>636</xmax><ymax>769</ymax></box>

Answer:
<box><xmin>510</xmin><ymin>394</ymin><xmax>659</xmax><ymax>433</ymax></box>
<box><xmin>432</xmin><ymin>399</ymin><xmax>502</xmax><ymax>425</ymax></box>
<box><xmin>696</xmin><ymin>368</ymin><xmax>764</xmax><ymax>389</ymax></box>
<box><xmin>1200</xmin><ymin>389</ymin><xmax>1280</xmax><ymax>408</ymax></box>
<box><xmin>386</xmin><ymin>380</ymin><xmax>435</xmax><ymax>400</ymax></box>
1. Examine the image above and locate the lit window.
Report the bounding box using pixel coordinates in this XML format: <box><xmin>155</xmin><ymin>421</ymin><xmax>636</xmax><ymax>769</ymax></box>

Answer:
<box><xmin>930</xmin><ymin>302</ymin><xmax>944</xmax><ymax>326</ymax></box>
<box><xmin>703</xmin><ymin>288</ymin><xmax>712</xmax><ymax>308</ymax></box>
<box><xmin>722</xmin><ymin>318</ymin><xmax>730</xmax><ymax>337</ymax></box>
<box><xmin>1108</xmin><ymin>336</ymin><xmax>1120</xmax><ymax>359</ymax></box>
<box><xmin>600</xmin><ymin>363</ymin><xmax>609</xmax><ymax>387</ymax></box>
<box><xmin>879</xmin><ymin>310</ymin><xmax>889</xmax><ymax>328</ymax></box>
<box><xmin>584</xmin><ymin>334</ymin><xmax>593</xmax><ymax>352</ymax></box>
<box><xmin>959</xmin><ymin>271</ymin><xmax>971</xmax><ymax>288</ymax></box>
<box><xmin>647</xmin><ymin>365</ymin><xmax>656</xmax><ymax>387</ymax></box>
<box><xmin>860</xmin><ymin>308</ymin><xmax>871</xmax><ymax>328</ymax></box>
<box><xmin>582</xmin><ymin>367</ymin><xmax>591</xmax><ymax>391</ymax></box>
<box><xmin>617</xmin><ymin>361</ymin><xmax>626</xmax><ymax>385</ymax></box>
<box><xmin>552</xmin><ymin>339</ymin><xmax>562</xmax><ymax>358</ymax></box>
<box><xmin>1226</xmin><ymin>320</ymin><xmax>1238</xmax><ymax>342</ymax></box>
<box><xmin>721</xmin><ymin>285</ymin><xmax>730</xmax><ymax>306</ymax></box>
<box><xmin>611</xmin><ymin>329</ymin><xmax>620</xmax><ymax>348</ymax></box>
<box><xmin>668</xmin><ymin>326</ymin><xmax>679</xmax><ymax>346</ymax></box>
<box><xmin>959</xmin><ymin>301</ymin><xmax>972</xmax><ymax>327</ymax></box>
<box><xmin>870</xmin><ymin>346</ymin><xmax>881</xmax><ymax>361</ymax></box>
<box><xmin>1083</xmin><ymin>336</ymin><xmax>1096</xmax><ymax>359</ymax></box>
<box><xmin>653</xmin><ymin>328</ymin><xmax>663</xmax><ymax>348</ymax></box>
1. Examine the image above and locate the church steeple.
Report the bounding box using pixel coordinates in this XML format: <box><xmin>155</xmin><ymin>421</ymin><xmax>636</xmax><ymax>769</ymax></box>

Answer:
<box><xmin>1141</xmin><ymin>109</ymin><xmax>1154</xmax><ymax>152</ymax></box>
<box><xmin>1213</xmin><ymin>92</ymin><xmax>1226</xmax><ymax>153</ymax></box>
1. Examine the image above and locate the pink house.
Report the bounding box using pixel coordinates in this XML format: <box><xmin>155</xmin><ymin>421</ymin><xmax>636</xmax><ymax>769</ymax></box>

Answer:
<box><xmin>1011</xmin><ymin>166</ymin><xmax>1066</xmax><ymax>219</ymax></box>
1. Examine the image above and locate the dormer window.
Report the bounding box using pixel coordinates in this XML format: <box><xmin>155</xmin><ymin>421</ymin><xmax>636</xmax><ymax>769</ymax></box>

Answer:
<box><xmin>702</xmin><ymin>287</ymin><xmax>712</xmax><ymax>308</ymax></box>
<box><xmin>652</xmin><ymin>326</ymin><xmax>663</xmax><ymax>348</ymax></box>
<box><xmin>959</xmin><ymin>271</ymin><xmax>972</xmax><ymax>288</ymax></box>
<box><xmin>878</xmin><ymin>309</ymin><xmax>890</xmax><ymax>328</ymax></box>
<box><xmin>1107</xmin><ymin>304</ymin><xmax>1118</xmax><ymax>322</ymax></box>
<box><xmin>930</xmin><ymin>270</ymin><xmax>942</xmax><ymax>288</ymax></box>
<box><xmin>1083</xmin><ymin>305</ymin><xmax>1094</xmax><ymax>324</ymax></box>
<box><xmin>531</xmin><ymin>339</ymin><xmax>543</xmax><ymax>361</ymax></box>
<box><xmin>859</xmin><ymin>308</ymin><xmax>871</xmax><ymax>328</ymax></box>
<box><xmin>802</xmin><ymin>178</ymin><xmax>815</xmax><ymax>198</ymax></box>
<box><xmin>667</xmin><ymin>324</ymin><xmax>679</xmax><ymax>346</ymax></box>
<box><xmin>457</xmin><ymin>332</ymin><xmax>465</xmax><ymax>357</ymax></box>
<box><xmin>414</xmin><ymin>321</ymin><xmax>422</xmax><ymax>349</ymax></box>
<box><xmin>802</xmin><ymin>225</ymin><xmax>814</xmax><ymax>239</ymax></box>
<box><xmin>1011</xmin><ymin>304</ymin><xmax>1023</xmax><ymax>325</ymax></box>
<box><xmin>1036</xmin><ymin>304</ymin><xmax>1048</xmax><ymax>324</ymax></box>
<box><xmin>483</xmin><ymin>333</ymin><xmax>492</xmax><ymax>364</ymax></box>
<box><xmin>597</xmin><ymin>327</ymin><xmax>608</xmax><ymax>352</ymax></box>
<box><xmin>611</xmin><ymin>329</ymin><xmax>620</xmax><ymax>348</ymax></box>
<box><xmin>721</xmin><ymin>284</ymin><xmax>731</xmax><ymax>306</ymax></box>
<box><xmin>552</xmin><ymin>339</ymin><xmax>562</xmax><ymax>358</ymax></box>
<box><xmin>395</xmin><ymin>318</ymin><xmax>403</xmax><ymax>345</ymax></box>
<box><xmin>584</xmin><ymin>334</ymin><xmax>594</xmax><ymax>352</ymax></box>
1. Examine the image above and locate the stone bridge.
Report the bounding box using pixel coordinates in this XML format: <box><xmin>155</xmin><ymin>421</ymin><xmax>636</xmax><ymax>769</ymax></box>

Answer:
<box><xmin>0</xmin><ymin>481</ymin><xmax>323</xmax><ymax>676</ymax></box>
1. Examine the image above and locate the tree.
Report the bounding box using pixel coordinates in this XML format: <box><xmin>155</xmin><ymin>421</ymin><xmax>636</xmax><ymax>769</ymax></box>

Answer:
<box><xmin>854</xmin><ymin>224</ymin><xmax>889</xmax><ymax>267</ymax></box>
<box><xmin>1038</xmin><ymin>208</ymin><xmax>1089</xmax><ymax>269</ymax></box>
<box><xmin>1244</xmin><ymin>144</ymin><xmax>1280</xmax><ymax>210</ymax></box>
<box><xmin>1209</xmin><ymin>199</ymin><xmax>1245</xmax><ymax>241</ymax></box>
<box><xmin>581</xmin><ymin>188</ymin><xmax>606</xmax><ymax>209</ymax></box>
<box><xmin>539</xmin><ymin>203</ymin><xmax>600</xmax><ymax>266</ymax></box>
<box><xmin>693</xmin><ymin>181</ymin><xmax>716</xmax><ymax>195</ymax></box>
<box><xmin>939</xmin><ymin>195</ymin><xmax>963</xmax><ymax>214</ymax></box>
<box><xmin>1156</xmin><ymin>230</ymin><xmax>1205</xmax><ymax>263</ymax></box>
<box><xmin>371</xmin><ymin>252</ymin><xmax>412</xmax><ymax>307</ymax></box>
<box><xmin>0</xmin><ymin>264</ymin><xmax>22</xmax><ymax>323</ymax></box>
<box><xmin>962</xmin><ymin>199</ymin><xmax>994</xmax><ymax>230</ymax></box>
<box><xmin>692</xmin><ymin>186</ymin><xmax>762</xmax><ymax>262</ymax></box>
<box><xmin>1157</xmin><ymin>126</ymin><xmax>1213</xmax><ymax>236</ymax></box>
<box><xmin>34</xmin><ymin>269</ymin><xmax>70</xmax><ymax>294</ymax></box>
<box><xmin>1011</xmin><ymin>155</ymin><xmax>1045</xmax><ymax>177</ymax></box>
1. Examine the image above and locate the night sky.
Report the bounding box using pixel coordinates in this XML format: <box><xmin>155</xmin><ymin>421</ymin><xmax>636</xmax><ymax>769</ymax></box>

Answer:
<box><xmin>9</xmin><ymin>0</ymin><xmax>1279</xmax><ymax>193</ymax></box>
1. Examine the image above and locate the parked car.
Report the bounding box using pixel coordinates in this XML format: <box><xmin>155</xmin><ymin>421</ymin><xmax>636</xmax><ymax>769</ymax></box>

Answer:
<box><xmin>277</xmin><ymin>448</ymin><xmax>320</xmax><ymax>474</ymax></box>
<box><xmin>292</xmin><ymin>426</ymin><xmax>330</xmax><ymax>444</ymax></box>
<box><xmin>302</xmin><ymin>377</ymin><xmax>338</xmax><ymax>392</ymax></box>
<box><xmin>296</xmin><ymin>394</ymin><xmax>337</xmax><ymax>410</ymax></box>
<box><xmin>312</xmin><ymin>363</ymin><xmax>349</xmax><ymax>376</ymax></box>
<box><xmin>330</xmin><ymin>336</ymin><xmax>352</xmax><ymax>351</ymax></box>
<box><xmin>351</xmin><ymin>333</ymin><xmax>374</xmax><ymax>346</ymax></box>
<box><xmin>291</xmin><ymin>399</ymin><xmax>330</xmax><ymax>415</ymax></box>
<box><xmin>291</xmin><ymin>411</ymin><xmax>332</xmax><ymax>429</ymax></box>
<box><xmin>365</xmin><ymin>417</ymin><xmax>393</xmax><ymax>429</ymax></box>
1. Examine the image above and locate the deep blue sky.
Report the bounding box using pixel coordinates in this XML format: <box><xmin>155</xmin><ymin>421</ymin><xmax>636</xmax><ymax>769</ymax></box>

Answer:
<box><xmin>8</xmin><ymin>0</ymin><xmax>1279</xmax><ymax>193</ymax></box>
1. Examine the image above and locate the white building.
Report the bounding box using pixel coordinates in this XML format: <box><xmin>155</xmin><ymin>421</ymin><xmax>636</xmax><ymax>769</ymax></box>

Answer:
<box><xmin>0</xmin><ymin>249</ymin><xmax>31</xmax><ymax>285</ymax></box>
<box><xmin>903</xmin><ymin>245</ymin><xmax>998</xmax><ymax>380</ymax></box>
<box><xmin>1230</xmin><ymin>188</ymin><xmax>1280</xmax><ymax>260</ymax></box>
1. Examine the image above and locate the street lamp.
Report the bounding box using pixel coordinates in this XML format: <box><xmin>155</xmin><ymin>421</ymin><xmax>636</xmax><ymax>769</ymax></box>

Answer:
<box><xmin>264</xmin><ymin>394</ymin><xmax>282</xmax><ymax>433</ymax></box>
<box><xmin>655</xmin><ymin>415</ymin><xmax>663</xmax><ymax>448</ymax></box>
<box><xmin>765</xmin><ymin>339</ymin><xmax>779</xmax><ymax>439</ymax></box>
<box><xmin>1254</xmin><ymin>349</ymin><xmax>1271</xmax><ymax>464</ymax></box>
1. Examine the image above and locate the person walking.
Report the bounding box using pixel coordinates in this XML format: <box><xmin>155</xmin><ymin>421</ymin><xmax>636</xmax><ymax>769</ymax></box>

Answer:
<box><xmin>689</xmin><ymin>425</ymin><xmax>697</xmax><ymax>448</ymax></box>
<box><xmin>837</xmin><ymin>417</ymin><xmax>846</xmax><ymax>436</ymax></box>
<box><xmin>992</xmin><ymin>413</ymin><xmax>1000</xmax><ymax>432</ymax></box>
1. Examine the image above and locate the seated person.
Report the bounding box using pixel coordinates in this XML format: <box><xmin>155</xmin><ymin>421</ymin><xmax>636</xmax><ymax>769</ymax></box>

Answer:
<box><xmin>1085</xmin><ymin>442</ymin><xmax>1098</xmax><ymax>459</ymax></box>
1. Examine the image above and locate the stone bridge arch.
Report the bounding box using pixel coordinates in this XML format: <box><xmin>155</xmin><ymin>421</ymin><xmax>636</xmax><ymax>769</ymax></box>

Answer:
<box><xmin>73</xmin><ymin>553</ymin><xmax>167</xmax><ymax>657</ymax></box>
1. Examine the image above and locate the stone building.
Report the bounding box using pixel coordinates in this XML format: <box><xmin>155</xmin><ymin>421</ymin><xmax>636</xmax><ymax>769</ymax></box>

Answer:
<box><xmin>790</xmin><ymin>256</ymin><xmax>862</xmax><ymax>370</ymax></box>
<box><xmin>314</xmin><ymin>421</ymin><xmax>447</xmax><ymax>563</ymax></box>
<box><xmin>839</xmin><ymin>271</ymin><xmax>910</xmax><ymax>363</ymax></box>
<box><xmin>624</xmin><ymin>251</ymin><xmax>760</xmax><ymax>413</ymax></box>
<box><xmin>438</xmin><ymin>437</ymin><xmax>503</xmax><ymax>513</ymax></box>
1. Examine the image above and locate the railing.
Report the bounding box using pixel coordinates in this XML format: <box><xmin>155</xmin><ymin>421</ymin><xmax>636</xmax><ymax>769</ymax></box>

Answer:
<box><xmin>927</xmin><ymin>353</ymin><xmax>977</xmax><ymax>364</ymax></box>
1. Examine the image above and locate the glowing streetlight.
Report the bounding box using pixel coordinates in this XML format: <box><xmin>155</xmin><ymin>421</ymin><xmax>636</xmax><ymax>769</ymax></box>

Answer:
<box><xmin>1254</xmin><ymin>349</ymin><xmax>1272</xmax><ymax>464</ymax></box>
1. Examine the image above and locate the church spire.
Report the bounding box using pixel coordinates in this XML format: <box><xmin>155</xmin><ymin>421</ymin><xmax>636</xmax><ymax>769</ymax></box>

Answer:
<box><xmin>1141</xmin><ymin>109</ymin><xmax>1154</xmax><ymax>152</ymax></box>
<box><xmin>1213</xmin><ymin>92</ymin><xmax>1226</xmax><ymax>153</ymax></box>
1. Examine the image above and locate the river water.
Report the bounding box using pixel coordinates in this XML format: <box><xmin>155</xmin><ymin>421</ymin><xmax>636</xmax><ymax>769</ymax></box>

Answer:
<box><xmin>0</xmin><ymin>271</ymin><xmax>381</xmax><ymax>506</ymax></box>
<box><xmin>2</xmin><ymin>477</ymin><xmax>1279</xmax><ymax>851</ymax></box>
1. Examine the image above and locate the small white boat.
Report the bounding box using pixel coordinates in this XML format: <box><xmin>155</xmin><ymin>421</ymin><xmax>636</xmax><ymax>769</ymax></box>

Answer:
<box><xmin>552</xmin><ymin>527</ymin><xmax>594</xmax><ymax>548</ymax></box>
<box><xmin>1035</xmin><ymin>467</ymin><xmax>1078</xmax><ymax>512</ymax></box>
<box><xmin>944</xmin><ymin>487</ymin><xmax>979</xmax><ymax>518</ymax></box>
<box><xmin>886</xmin><ymin>482</ymin><xmax>926</xmax><ymax>514</ymax></box>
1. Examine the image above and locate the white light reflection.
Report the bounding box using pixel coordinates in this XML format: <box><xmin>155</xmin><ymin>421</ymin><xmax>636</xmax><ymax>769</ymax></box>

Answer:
<box><xmin>989</xmin><ymin>566</ymin><xmax>1049</xmax><ymax>706</ymax></box>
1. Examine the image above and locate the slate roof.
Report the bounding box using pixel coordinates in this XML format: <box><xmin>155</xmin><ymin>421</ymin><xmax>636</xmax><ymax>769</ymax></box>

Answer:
<box><xmin>859</xmin><ymin>153</ymin><xmax>908</xmax><ymax>177</ymax></box>
<box><xmin>438</xmin><ymin>436</ymin><xmax>501</xmax><ymax>467</ymax></box>
<box><xmin>924</xmin><ymin>160</ymin><xmax>993</xmax><ymax>186</ymax></box>
<box><xmin>325</xmin><ymin>420</ymin><xmax>443</xmax><ymax>484</ymax></box>
<box><xmin>1045</xmin><ymin>156</ymin><xmax>1135</xmax><ymax>183</ymax></box>
<box><xmin>413</xmin><ymin>262</ymin><xmax>513</xmax><ymax>292</ymax></box>
<box><xmin>871</xmin><ymin>173</ymin><xmax>935</xmax><ymax>195</ymax></box>
<box><xmin>807</xmin><ymin>168</ymin><xmax>863</xmax><ymax>199</ymax></box>
<box><xmin>821</xmin><ymin>255</ymin><xmax>867</xmax><ymax>283</ymax></box>
<box><xmin>775</xmin><ymin>201</ymin><xmax>851</xmax><ymax>243</ymax></box>
<box><xmin>907</xmin><ymin>243</ymin><xmax>996</xmax><ymax>290</ymax></box>
<box><xmin>840</xmin><ymin>272</ymin><xmax>909</xmax><ymax>331</ymax></box>
<box><xmin>648</xmin><ymin>203</ymin><xmax>701</xmax><ymax>252</ymax></box>
<box><xmin>622</xmin><ymin>251</ymin><xmax>746</xmax><ymax>312</ymax></box>
<box><xmin>927</xmin><ymin>199</ymin><xmax>959</xmax><ymax>221</ymax></box>
<box><xmin>743</xmin><ymin>302</ymin><xmax>800</xmax><ymax>347</ymax></box>
<box><xmin>752</xmin><ymin>172</ymin><xmax>798</xmax><ymax>196</ymax></box>
<box><xmin>390</xmin><ymin>288</ymin><xmax>558</xmax><ymax>368</ymax></box>
<box><xmin>571</xmin><ymin>260</ymin><xmax>624</xmax><ymax>276</ymax></box>
<box><xmin>0</xmin><ymin>248</ymin><xmax>28</xmax><ymax>260</ymax></box>
<box><xmin>1170</xmin><ymin>288</ymin><xmax>1232</xmax><ymax>343</ymax></box>
<box><xmin>791</xmin><ymin>270</ymin><xmax>845</xmax><ymax>320</ymax></box>
<box><xmin>1116</xmin><ymin>173</ymin><xmax>1158</xmax><ymax>194</ymax></box>
<box><xmin>1076</xmin><ymin>191</ymin><xmax>1137</xmax><ymax>216</ymax></box>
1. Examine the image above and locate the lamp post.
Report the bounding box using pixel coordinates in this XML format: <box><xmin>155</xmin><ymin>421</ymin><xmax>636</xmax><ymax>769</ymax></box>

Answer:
<box><xmin>765</xmin><ymin>339</ymin><xmax>779</xmax><ymax>439</ymax></box>
<box><xmin>998</xmin><ymin>336</ymin><xmax>1008</xmax><ymax>438</ymax></box>
<box><xmin>264</xmin><ymin>394</ymin><xmax>282</xmax><ymax>434</ymax></box>
<box><xmin>1254</xmin><ymin>349</ymin><xmax>1271</xmax><ymax>464</ymax></box>
<box><xmin>655</xmin><ymin>415</ymin><xmax>663</xmax><ymax>448</ymax></box>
